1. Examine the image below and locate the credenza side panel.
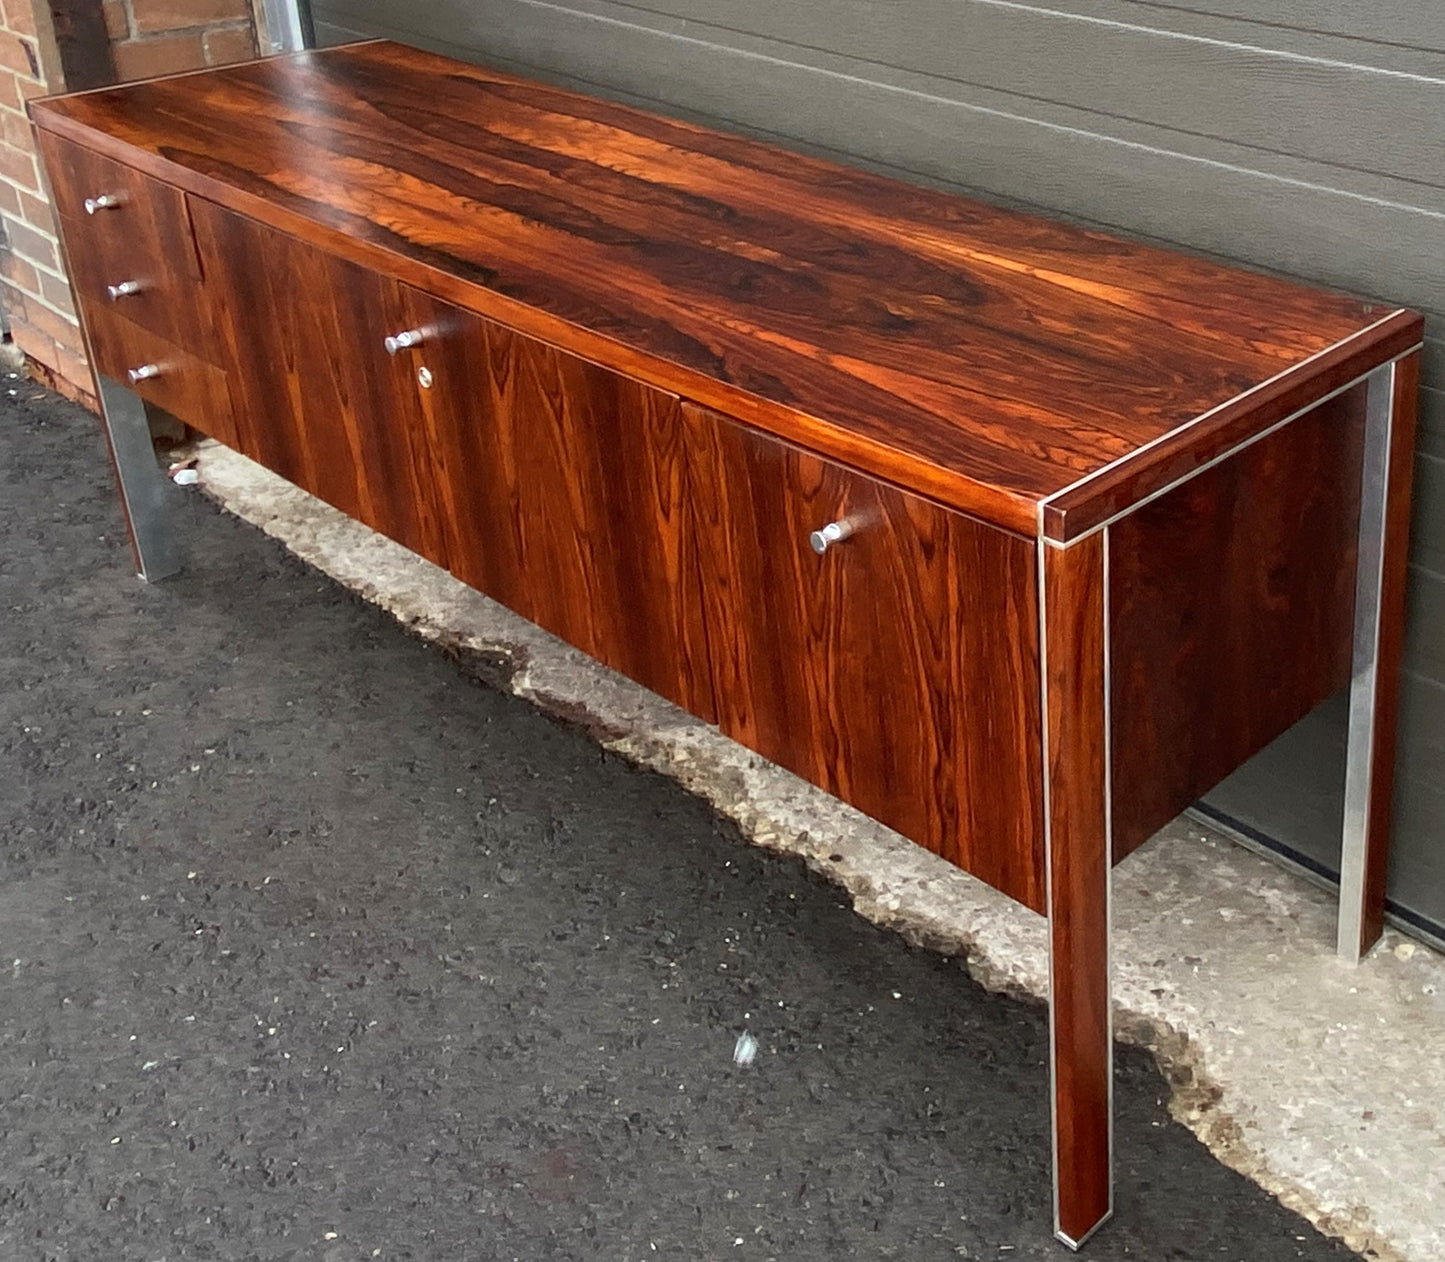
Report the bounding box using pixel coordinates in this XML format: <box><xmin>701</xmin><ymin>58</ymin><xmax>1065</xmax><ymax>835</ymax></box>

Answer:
<box><xmin>188</xmin><ymin>196</ymin><xmax>450</xmax><ymax>569</ymax></box>
<box><xmin>404</xmin><ymin>287</ymin><xmax>715</xmax><ymax>721</ymax></box>
<box><xmin>681</xmin><ymin>402</ymin><xmax>1045</xmax><ymax>910</ymax></box>
<box><xmin>1109</xmin><ymin>383</ymin><xmax>1366</xmax><ymax>859</ymax></box>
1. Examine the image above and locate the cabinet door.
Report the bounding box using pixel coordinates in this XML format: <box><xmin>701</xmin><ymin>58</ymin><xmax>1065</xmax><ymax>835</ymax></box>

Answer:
<box><xmin>401</xmin><ymin>289</ymin><xmax>710</xmax><ymax>718</ymax></box>
<box><xmin>682</xmin><ymin>403</ymin><xmax>1044</xmax><ymax>910</ymax></box>
<box><xmin>188</xmin><ymin>199</ymin><xmax>448</xmax><ymax>568</ymax></box>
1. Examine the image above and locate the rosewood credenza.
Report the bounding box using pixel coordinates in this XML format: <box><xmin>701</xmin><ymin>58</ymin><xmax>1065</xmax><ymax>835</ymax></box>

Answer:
<box><xmin>30</xmin><ymin>40</ymin><xmax>1422</xmax><ymax>1248</ymax></box>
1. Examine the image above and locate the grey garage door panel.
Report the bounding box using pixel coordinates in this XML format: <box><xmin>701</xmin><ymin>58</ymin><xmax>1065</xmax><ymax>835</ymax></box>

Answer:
<box><xmin>314</xmin><ymin>18</ymin><xmax>361</xmax><ymax>45</ymax></box>
<box><xmin>1411</xmin><ymin>453</ymin><xmax>1445</xmax><ymax>576</ymax></box>
<box><xmin>1421</xmin><ymin>335</ymin><xmax>1445</xmax><ymax>394</ymax></box>
<box><xmin>316</xmin><ymin>0</ymin><xmax>1445</xmax><ymax>209</ymax></box>
<box><xmin>1420</xmin><ymin>387</ymin><xmax>1444</xmax><ymax>460</ymax></box>
<box><xmin>1406</xmin><ymin>572</ymin><xmax>1445</xmax><ymax>683</ymax></box>
<box><xmin>555</xmin><ymin>0</ymin><xmax>1445</xmax><ymax>186</ymax></box>
<box><xmin>1108</xmin><ymin>0</ymin><xmax>1445</xmax><ymax>54</ymax></box>
<box><xmin>1203</xmin><ymin>675</ymin><xmax>1445</xmax><ymax>934</ymax></box>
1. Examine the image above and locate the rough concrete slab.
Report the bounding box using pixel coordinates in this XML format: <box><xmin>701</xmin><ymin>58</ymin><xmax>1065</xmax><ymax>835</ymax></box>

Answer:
<box><xmin>193</xmin><ymin>439</ymin><xmax>1445</xmax><ymax>1262</ymax></box>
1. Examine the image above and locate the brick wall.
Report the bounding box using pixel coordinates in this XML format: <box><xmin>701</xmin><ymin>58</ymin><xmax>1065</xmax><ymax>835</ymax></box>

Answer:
<box><xmin>0</xmin><ymin>0</ymin><xmax>260</xmax><ymax>407</ymax></box>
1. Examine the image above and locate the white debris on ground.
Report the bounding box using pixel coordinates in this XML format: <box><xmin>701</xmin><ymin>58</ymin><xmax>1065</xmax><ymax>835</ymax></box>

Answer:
<box><xmin>733</xmin><ymin>1031</ymin><xmax>759</xmax><ymax>1068</ymax></box>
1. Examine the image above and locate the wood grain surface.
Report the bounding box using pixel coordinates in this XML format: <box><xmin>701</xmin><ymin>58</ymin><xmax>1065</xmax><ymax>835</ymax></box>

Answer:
<box><xmin>1108</xmin><ymin>386</ymin><xmax>1366</xmax><ymax>859</ymax></box>
<box><xmin>29</xmin><ymin>40</ymin><xmax>1417</xmax><ymax>537</ymax></box>
<box><xmin>188</xmin><ymin>197</ymin><xmax>451</xmax><ymax>568</ymax></box>
<box><xmin>404</xmin><ymin>286</ymin><xmax>710</xmax><ymax>719</ymax></box>
<box><xmin>39</xmin><ymin>129</ymin><xmax>214</xmax><ymax>358</ymax></box>
<box><xmin>82</xmin><ymin>306</ymin><xmax>238</xmax><ymax>449</ymax></box>
<box><xmin>1042</xmin><ymin>529</ymin><xmax>1111</xmax><ymax>1245</ymax></box>
<box><xmin>682</xmin><ymin>402</ymin><xmax>1045</xmax><ymax>910</ymax></box>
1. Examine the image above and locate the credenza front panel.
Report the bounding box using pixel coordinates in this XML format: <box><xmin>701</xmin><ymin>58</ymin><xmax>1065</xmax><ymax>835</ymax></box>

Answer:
<box><xmin>188</xmin><ymin>197</ymin><xmax>451</xmax><ymax>570</ymax></box>
<box><xmin>401</xmin><ymin>285</ymin><xmax>713</xmax><ymax>721</ymax></box>
<box><xmin>681</xmin><ymin>402</ymin><xmax>1046</xmax><ymax>911</ymax></box>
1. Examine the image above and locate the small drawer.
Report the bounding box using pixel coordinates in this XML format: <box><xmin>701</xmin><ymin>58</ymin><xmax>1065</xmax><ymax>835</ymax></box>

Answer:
<box><xmin>85</xmin><ymin>306</ymin><xmax>238</xmax><ymax>449</ymax></box>
<box><xmin>38</xmin><ymin>130</ymin><xmax>210</xmax><ymax>354</ymax></box>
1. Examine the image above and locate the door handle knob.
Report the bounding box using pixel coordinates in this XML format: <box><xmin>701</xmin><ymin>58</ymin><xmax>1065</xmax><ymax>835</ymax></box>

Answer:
<box><xmin>107</xmin><ymin>280</ymin><xmax>143</xmax><ymax>300</ymax></box>
<box><xmin>127</xmin><ymin>363</ymin><xmax>161</xmax><ymax>383</ymax></box>
<box><xmin>84</xmin><ymin>194</ymin><xmax>122</xmax><ymax>214</ymax></box>
<box><xmin>383</xmin><ymin>328</ymin><xmax>426</xmax><ymax>355</ymax></box>
<box><xmin>809</xmin><ymin>519</ymin><xmax>857</xmax><ymax>554</ymax></box>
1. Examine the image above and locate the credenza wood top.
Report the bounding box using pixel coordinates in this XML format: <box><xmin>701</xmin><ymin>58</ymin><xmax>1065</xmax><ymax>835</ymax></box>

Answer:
<box><xmin>31</xmin><ymin>40</ymin><xmax>1421</xmax><ymax>538</ymax></box>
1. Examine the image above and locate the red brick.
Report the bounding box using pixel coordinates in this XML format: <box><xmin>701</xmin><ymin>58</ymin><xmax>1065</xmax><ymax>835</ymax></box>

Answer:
<box><xmin>2</xmin><ymin>277</ymin><xmax>26</xmax><ymax>318</ymax></box>
<box><xmin>0</xmin><ymin>137</ymin><xmax>37</xmax><ymax>191</ymax></box>
<box><xmin>0</xmin><ymin>102</ymin><xmax>31</xmax><ymax>150</ymax></box>
<box><xmin>1</xmin><ymin>212</ymin><xmax>56</xmax><ymax>269</ymax></box>
<box><xmin>53</xmin><ymin>345</ymin><xmax>96</xmax><ymax>402</ymax></box>
<box><xmin>37</xmin><ymin>266</ymin><xmax>74</xmax><ymax>316</ymax></box>
<box><xmin>129</xmin><ymin>0</ymin><xmax>249</xmax><ymax>36</ymax></box>
<box><xmin>203</xmin><ymin>24</ymin><xmax>255</xmax><ymax>66</ymax></box>
<box><xmin>3</xmin><ymin>2</ymin><xmax>37</xmax><ymax>38</ymax></box>
<box><xmin>112</xmin><ymin>32</ymin><xmax>206</xmax><ymax>80</ymax></box>
<box><xmin>10</xmin><ymin>68</ymin><xmax>47</xmax><ymax>109</ymax></box>
<box><xmin>0</xmin><ymin>34</ymin><xmax>38</xmax><ymax>80</ymax></box>
<box><xmin>18</xmin><ymin>187</ymin><xmax>53</xmax><ymax>235</ymax></box>
<box><xmin>103</xmin><ymin>0</ymin><xmax>130</xmax><ymax>40</ymax></box>
<box><xmin>22</xmin><ymin>292</ymin><xmax>83</xmax><ymax>355</ymax></box>
<box><xmin>0</xmin><ymin>175</ymin><xmax>19</xmax><ymax>217</ymax></box>
<box><xmin>10</xmin><ymin>317</ymin><xmax>57</xmax><ymax>367</ymax></box>
<box><xmin>23</xmin><ymin>345</ymin><xmax>98</xmax><ymax>409</ymax></box>
<box><xmin>0</xmin><ymin>246</ymin><xmax>38</xmax><ymax>292</ymax></box>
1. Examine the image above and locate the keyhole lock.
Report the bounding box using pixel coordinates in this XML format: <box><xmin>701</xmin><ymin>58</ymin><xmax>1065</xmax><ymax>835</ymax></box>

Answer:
<box><xmin>416</xmin><ymin>365</ymin><xmax>434</xmax><ymax>389</ymax></box>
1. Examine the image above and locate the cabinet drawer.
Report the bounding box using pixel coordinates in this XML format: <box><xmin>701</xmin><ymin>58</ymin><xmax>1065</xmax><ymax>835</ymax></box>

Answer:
<box><xmin>681</xmin><ymin>403</ymin><xmax>1045</xmax><ymax>910</ymax></box>
<box><xmin>39</xmin><ymin>131</ymin><xmax>209</xmax><ymax>353</ymax></box>
<box><xmin>85</xmin><ymin>306</ymin><xmax>237</xmax><ymax>448</ymax></box>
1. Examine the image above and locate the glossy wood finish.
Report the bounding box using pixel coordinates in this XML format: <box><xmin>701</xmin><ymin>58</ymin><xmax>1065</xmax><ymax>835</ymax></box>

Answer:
<box><xmin>1353</xmin><ymin>350</ymin><xmax>1423</xmax><ymax>955</ymax></box>
<box><xmin>682</xmin><ymin>402</ymin><xmax>1045</xmax><ymax>910</ymax></box>
<box><xmin>1041</xmin><ymin>332</ymin><xmax>1418</xmax><ymax>543</ymax></box>
<box><xmin>31</xmin><ymin>44</ymin><xmax>1427</xmax><ymax>1249</ymax></box>
<box><xmin>1043</xmin><ymin>530</ymin><xmax>1112</xmax><ymax>1248</ymax></box>
<box><xmin>28</xmin><ymin>41</ymin><xmax>1418</xmax><ymax>537</ymax></box>
<box><xmin>83</xmin><ymin>307</ymin><xmax>238</xmax><ymax>450</ymax></box>
<box><xmin>37</xmin><ymin>130</ymin><xmax>214</xmax><ymax>357</ymax></box>
<box><xmin>1108</xmin><ymin>386</ymin><xmax>1366</xmax><ymax>859</ymax></box>
<box><xmin>402</xmin><ymin>287</ymin><xmax>709</xmax><ymax>718</ymax></box>
<box><xmin>188</xmin><ymin>198</ymin><xmax>449</xmax><ymax>568</ymax></box>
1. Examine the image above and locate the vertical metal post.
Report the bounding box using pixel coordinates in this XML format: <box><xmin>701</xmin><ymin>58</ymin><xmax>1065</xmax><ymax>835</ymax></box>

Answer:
<box><xmin>256</xmin><ymin>0</ymin><xmax>314</xmax><ymax>55</ymax></box>
<box><xmin>96</xmin><ymin>373</ymin><xmax>181</xmax><ymax>582</ymax></box>
<box><xmin>1338</xmin><ymin>362</ymin><xmax>1396</xmax><ymax>962</ymax></box>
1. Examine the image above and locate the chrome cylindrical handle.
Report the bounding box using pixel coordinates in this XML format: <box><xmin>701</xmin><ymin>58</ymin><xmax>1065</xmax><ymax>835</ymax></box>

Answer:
<box><xmin>107</xmin><ymin>280</ymin><xmax>143</xmax><ymax>301</ymax></box>
<box><xmin>84</xmin><ymin>194</ymin><xmax>122</xmax><ymax>214</ymax></box>
<box><xmin>383</xmin><ymin>328</ymin><xmax>425</xmax><ymax>355</ymax></box>
<box><xmin>127</xmin><ymin>363</ymin><xmax>161</xmax><ymax>383</ymax></box>
<box><xmin>809</xmin><ymin>519</ymin><xmax>856</xmax><ymax>554</ymax></box>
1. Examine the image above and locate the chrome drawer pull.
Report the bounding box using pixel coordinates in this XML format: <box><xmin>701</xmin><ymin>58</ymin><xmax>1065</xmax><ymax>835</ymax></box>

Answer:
<box><xmin>84</xmin><ymin>194</ymin><xmax>123</xmax><ymax>214</ymax></box>
<box><xmin>107</xmin><ymin>280</ymin><xmax>143</xmax><ymax>301</ymax></box>
<box><xmin>383</xmin><ymin>328</ymin><xmax>425</xmax><ymax>355</ymax></box>
<box><xmin>809</xmin><ymin>519</ymin><xmax>856</xmax><ymax>554</ymax></box>
<box><xmin>127</xmin><ymin>363</ymin><xmax>161</xmax><ymax>383</ymax></box>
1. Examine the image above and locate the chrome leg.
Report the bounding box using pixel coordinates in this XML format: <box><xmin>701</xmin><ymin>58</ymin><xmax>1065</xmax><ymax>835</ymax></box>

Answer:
<box><xmin>1338</xmin><ymin>363</ymin><xmax>1395</xmax><ymax>962</ymax></box>
<box><xmin>96</xmin><ymin>374</ymin><xmax>181</xmax><ymax>582</ymax></box>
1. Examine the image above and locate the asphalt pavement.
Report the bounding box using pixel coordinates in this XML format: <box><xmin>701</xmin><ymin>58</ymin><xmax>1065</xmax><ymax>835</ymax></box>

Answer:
<box><xmin>0</xmin><ymin>384</ymin><xmax>1359</xmax><ymax>1260</ymax></box>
